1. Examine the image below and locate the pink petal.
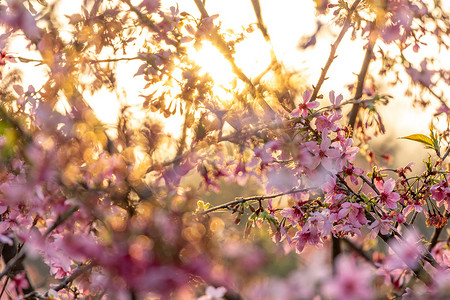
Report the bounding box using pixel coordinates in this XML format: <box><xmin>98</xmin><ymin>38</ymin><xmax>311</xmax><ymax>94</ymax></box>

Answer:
<box><xmin>303</xmin><ymin>90</ymin><xmax>311</xmax><ymax>102</ymax></box>
<box><xmin>383</xmin><ymin>179</ymin><xmax>396</xmax><ymax>193</ymax></box>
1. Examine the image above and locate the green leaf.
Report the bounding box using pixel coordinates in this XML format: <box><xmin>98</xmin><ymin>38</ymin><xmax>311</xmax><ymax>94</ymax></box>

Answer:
<box><xmin>400</xmin><ymin>134</ymin><xmax>434</xmax><ymax>148</ymax></box>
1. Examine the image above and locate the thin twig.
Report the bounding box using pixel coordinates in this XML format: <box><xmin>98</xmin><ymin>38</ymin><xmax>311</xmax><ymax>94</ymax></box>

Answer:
<box><xmin>0</xmin><ymin>251</ymin><xmax>26</xmax><ymax>280</ymax></box>
<box><xmin>409</xmin><ymin>211</ymin><xmax>418</xmax><ymax>225</ymax></box>
<box><xmin>360</xmin><ymin>175</ymin><xmax>381</xmax><ymax>195</ymax></box>
<box><xmin>310</xmin><ymin>0</ymin><xmax>362</xmax><ymax>102</ymax></box>
<box><xmin>44</xmin><ymin>205</ymin><xmax>80</xmax><ymax>237</ymax></box>
<box><xmin>428</xmin><ymin>226</ymin><xmax>444</xmax><ymax>252</ymax></box>
<box><xmin>199</xmin><ymin>187</ymin><xmax>315</xmax><ymax>215</ymax></box>
<box><xmin>23</xmin><ymin>262</ymin><xmax>94</xmax><ymax>299</ymax></box>
<box><xmin>193</xmin><ymin>0</ymin><xmax>276</xmax><ymax>116</ymax></box>
<box><xmin>16</xmin><ymin>56</ymin><xmax>144</xmax><ymax>64</ymax></box>
<box><xmin>441</xmin><ymin>146</ymin><xmax>450</xmax><ymax>162</ymax></box>
<box><xmin>378</xmin><ymin>232</ymin><xmax>433</xmax><ymax>285</ymax></box>
<box><xmin>0</xmin><ymin>276</ymin><xmax>9</xmax><ymax>299</ymax></box>
<box><xmin>250</xmin><ymin>0</ymin><xmax>278</xmax><ymax>64</ymax></box>
<box><xmin>175</xmin><ymin>106</ymin><xmax>191</xmax><ymax>158</ymax></box>
<box><xmin>47</xmin><ymin>262</ymin><xmax>93</xmax><ymax>293</ymax></box>
<box><xmin>122</xmin><ymin>0</ymin><xmax>162</xmax><ymax>34</ymax></box>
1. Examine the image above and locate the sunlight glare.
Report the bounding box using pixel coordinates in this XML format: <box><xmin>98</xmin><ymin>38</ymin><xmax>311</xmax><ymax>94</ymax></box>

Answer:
<box><xmin>187</xmin><ymin>41</ymin><xmax>235</xmax><ymax>85</ymax></box>
<box><xmin>186</xmin><ymin>41</ymin><xmax>245</xmax><ymax>103</ymax></box>
<box><xmin>234</xmin><ymin>34</ymin><xmax>272</xmax><ymax>78</ymax></box>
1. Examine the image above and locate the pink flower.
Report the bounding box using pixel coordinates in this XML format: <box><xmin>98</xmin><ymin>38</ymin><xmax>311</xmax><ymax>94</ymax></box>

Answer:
<box><xmin>233</xmin><ymin>161</ymin><xmax>249</xmax><ymax>186</ymax></box>
<box><xmin>198</xmin><ymin>286</ymin><xmax>227</xmax><ymax>300</ymax></box>
<box><xmin>11</xmin><ymin>273</ymin><xmax>29</xmax><ymax>295</ymax></box>
<box><xmin>310</xmin><ymin>212</ymin><xmax>333</xmax><ymax>236</ymax></box>
<box><xmin>342</xmin><ymin>164</ymin><xmax>364</xmax><ymax>185</ymax></box>
<box><xmin>293</xmin><ymin>143</ymin><xmax>314</xmax><ymax>169</ymax></box>
<box><xmin>406</xmin><ymin>60</ymin><xmax>435</xmax><ymax>87</ymax></box>
<box><xmin>329</xmin><ymin>90</ymin><xmax>343</xmax><ymax>107</ymax></box>
<box><xmin>388</xmin><ymin>230</ymin><xmax>424</xmax><ymax>269</ymax></box>
<box><xmin>376</xmin><ymin>179</ymin><xmax>400</xmax><ymax>209</ymax></box>
<box><xmin>0</xmin><ymin>1</ymin><xmax>40</xmax><ymax>40</ymax></box>
<box><xmin>368</xmin><ymin>216</ymin><xmax>394</xmax><ymax>239</ymax></box>
<box><xmin>333</xmin><ymin>138</ymin><xmax>359</xmax><ymax>170</ymax></box>
<box><xmin>431</xmin><ymin>180</ymin><xmax>450</xmax><ymax>211</ymax></box>
<box><xmin>0</xmin><ymin>50</ymin><xmax>15</xmax><ymax>66</ymax></box>
<box><xmin>322</xmin><ymin>255</ymin><xmax>373</xmax><ymax>300</ymax></box>
<box><xmin>308</xmin><ymin>131</ymin><xmax>340</xmax><ymax>172</ymax></box>
<box><xmin>291</xmin><ymin>90</ymin><xmax>319</xmax><ymax>118</ymax></box>
<box><xmin>253</xmin><ymin>142</ymin><xmax>276</xmax><ymax>165</ymax></box>
<box><xmin>0</xmin><ymin>221</ymin><xmax>13</xmax><ymax>245</ymax></box>
<box><xmin>431</xmin><ymin>242</ymin><xmax>450</xmax><ymax>268</ymax></box>
<box><xmin>337</xmin><ymin>202</ymin><xmax>368</xmax><ymax>228</ymax></box>
<box><xmin>290</xmin><ymin>212</ymin><xmax>332</xmax><ymax>253</ymax></box>
<box><xmin>315</xmin><ymin>111</ymin><xmax>342</xmax><ymax>132</ymax></box>
<box><xmin>280</xmin><ymin>205</ymin><xmax>304</xmax><ymax>226</ymax></box>
<box><xmin>396</xmin><ymin>162</ymin><xmax>414</xmax><ymax>178</ymax></box>
<box><xmin>435</xmin><ymin>104</ymin><xmax>450</xmax><ymax>116</ymax></box>
<box><xmin>321</xmin><ymin>175</ymin><xmax>345</xmax><ymax>204</ymax></box>
<box><xmin>138</xmin><ymin>0</ymin><xmax>160</xmax><ymax>13</ymax></box>
<box><xmin>291</xmin><ymin>226</ymin><xmax>322</xmax><ymax>253</ymax></box>
<box><xmin>403</xmin><ymin>200</ymin><xmax>423</xmax><ymax>216</ymax></box>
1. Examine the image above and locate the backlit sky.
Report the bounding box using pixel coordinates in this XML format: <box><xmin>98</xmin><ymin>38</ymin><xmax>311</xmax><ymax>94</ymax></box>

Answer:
<box><xmin>7</xmin><ymin>0</ymin><xmax>450</xmax><ymax>166</ymax></box>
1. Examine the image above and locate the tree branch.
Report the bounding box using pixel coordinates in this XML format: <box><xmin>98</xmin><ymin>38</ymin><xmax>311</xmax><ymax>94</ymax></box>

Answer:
<box><xmin>348</xmin><ymin>22</ymin><xmax>377</xmax><ymax>129</ymax></box>
<box><xmin>310</xmin><ymin>0</ymin><xmax>362</xmax><ymax>101</ymax></box>
<box><xmin>343</xmin><ymin>238</ymin><xmax>378</xmax><ymax>268</ymax></box>
<box><xmin>193</xmin><ymin>0</ymin><xmax>276</xmax><ymax>116</ymax></box>
<box><xmin>44</xmin><ymin>205</ymin><xmax>80</xmax><ymax>237</ymax></box>
<box><xmin>23</xmin><ymin>262</ymin><xmax>94</xmax><ymax>299</ymax></box>
<box><xmin>199</xmin><ymin>187</ymin><xmax>315</xmax><ymax>215</ymax></box>
<box><xmin>0</xmin><ymin>251</ymin><xmax>25</xmax><ymax>281</ymax></box>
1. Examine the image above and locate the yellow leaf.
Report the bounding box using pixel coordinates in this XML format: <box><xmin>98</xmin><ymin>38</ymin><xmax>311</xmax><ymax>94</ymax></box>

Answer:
<box><xmin>400</xmin><ymin>134</ymin><xmax>434</xmax><ymax>148</ymax></box>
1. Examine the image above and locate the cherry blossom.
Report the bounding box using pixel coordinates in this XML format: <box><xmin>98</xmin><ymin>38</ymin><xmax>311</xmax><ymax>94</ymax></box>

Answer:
<box><xmin>280</xmin><ymin>205</ymin><xmax>304</xmax><ymax>226</ymax></box>
<box><xmin>388</xmin><ymin>230</ymin><xmax>424</xmax><ymax>270</ymax></box>
<box><xmin>198</xmin><ymin>286</ymin><xmax>227</xmax><ymax>300</ymax></box>
<box><xmin>431</xmin><ymin>180</ymin><xmax>450</xmax><ymax>211</ymax></box>
<box><xmin>406</xmin><ymin>60</ymin><xmax>435</xmax><ymax>87</ymax></box>
<box><xmin>376</xmin><ymin>179</ymin><xmax>400</xmax><ymax>209</ymax></box>
<box><xmin>329</xmin><ymin>90</ymin><xmax>343</xmax><ymax>107</ymax></box>
<box><xmin>308</xmin><ymin>131</ymin><xmax>340</xmax><ymax>173</ymax></box>
<box><xmin>337</xmin><ymin>202</ymin><xmax>367</xmax><ymax>228</ymax></box>
<box><xmin>315</xmin><ymin>111</ymin><xmax>342</xmax><ymax>132</ymax></box>
<box><xmin>0</xmin><ymin>0</ymin><xmax>448</xmax><ymax>298</ymax></box>
<box><xmin>291</xmin><ymin>90</ymin><xmax>320</xmax><ymax>118</ymax></box>
<box><xmin>11</xmin><ymin>273</ymin><xmax>29</xmax><ymax>295</ymax></box>
<box><xmin>368</xmin><ymin>216</ymin><xmax>395</xmax><ymax>240</ymax></box>
<box><xmin>342</xmin><ymin>164</ymin><xmax>364</xmax><ymax>185</ymax></box>
<box><xmin>138</xmin><ymin>0</ymin><xmax>161</xmax><ymax>13</ymax></box>
<box><xmin>322</xmin><ymin>255</ymin><xmax>374</xmax><ymax>300</ymax></box>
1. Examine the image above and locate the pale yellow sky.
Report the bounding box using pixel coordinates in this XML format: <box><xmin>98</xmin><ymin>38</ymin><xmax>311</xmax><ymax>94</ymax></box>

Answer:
<box><xmin>6</xmin><ymin>0</ymin><xmax>449</xmax><ymax>162</ymax></box>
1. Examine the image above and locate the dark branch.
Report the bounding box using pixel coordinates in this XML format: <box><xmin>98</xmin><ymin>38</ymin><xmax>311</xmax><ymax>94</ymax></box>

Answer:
<box><xmin>348</xmin><ymin>22</ymin><xmax>377</xmax><ymax>129</ymax></box>
<box><xmin>199</xmin><ymin>187</ymin><xmax>315</xmax><ymax>215</ymax></box>
<box><xmin>310</xmin><ymin>0</ymin><xmax>362</xmax><ymax>101</ymax></box>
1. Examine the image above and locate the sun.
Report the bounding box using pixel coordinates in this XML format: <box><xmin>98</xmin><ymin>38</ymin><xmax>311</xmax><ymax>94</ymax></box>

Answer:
<box><xmin>185</xmin><ymin>41</ymin><xmax>242</xmax><ymax>104</ymax></box>
<box><xmin>185</xmin><ymin>34</ymin><xmax>272</xmax><ymax>104</ymax></box>
<box><xmin>187</xmin><ymin>41</ymin><xmax>235</xmax><ymax>85</ymax></box>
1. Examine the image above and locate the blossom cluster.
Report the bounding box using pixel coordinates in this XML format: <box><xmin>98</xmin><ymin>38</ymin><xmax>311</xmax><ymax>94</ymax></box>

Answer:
<box><xmin>0</xmin><ymin>0</ymin><xmax>449</xmax><ymax>299</ymax></box>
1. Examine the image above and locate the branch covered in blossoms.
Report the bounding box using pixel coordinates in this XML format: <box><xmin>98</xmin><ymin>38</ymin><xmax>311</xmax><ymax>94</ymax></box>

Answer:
<box><xmin>0</xmin><ymin>0</ymin><xmax>449</xmax><ymax>299</ymax></box>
